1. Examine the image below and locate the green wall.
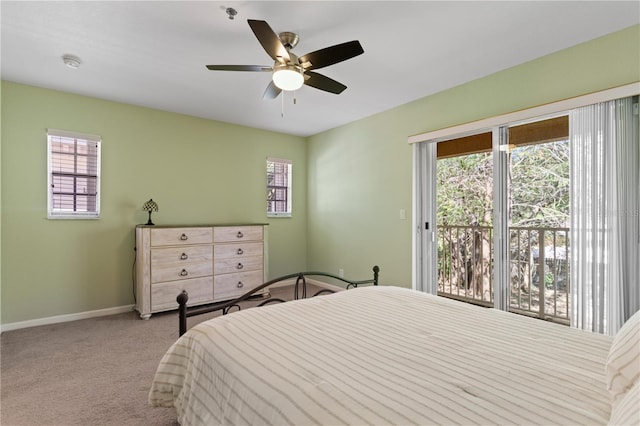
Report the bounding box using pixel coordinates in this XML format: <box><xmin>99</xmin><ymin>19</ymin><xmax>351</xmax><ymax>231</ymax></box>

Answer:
<box><xmin>1</xmin><ymin>83</ymin><xmax>307</xmax><ymax>324</ymax></box>
<box><xmin>306</xmin><ymin>25</ymin><xmax>640</xmax><ymax>287</ymax></box>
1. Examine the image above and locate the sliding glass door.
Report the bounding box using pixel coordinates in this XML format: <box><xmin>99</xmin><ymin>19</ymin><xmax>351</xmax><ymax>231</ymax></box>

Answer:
<box><xmin>417</xmin><ymin>117</ymin><xmax>573</xmax><ymax>318</ymax></box>
<box><xmin>505</xmin><ymin>118</ymin><xmax>572</xmax><ymax>322</ymax></box>
<box><xmin>412</xmin><ymin>86</ymin><xmax>639</xmax><ymax>332</ymax></box>
<box><xmin>433</xmin><ymin>133</ymin><xmax>495</xmax><ymax>306</ymax></box>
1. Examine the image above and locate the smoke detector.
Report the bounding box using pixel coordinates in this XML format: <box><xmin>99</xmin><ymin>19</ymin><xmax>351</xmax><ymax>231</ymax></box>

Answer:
<box><xmin>62</xmin><ymin>54</ymin><xmax>82</xmax><ymax>69</ymax></box>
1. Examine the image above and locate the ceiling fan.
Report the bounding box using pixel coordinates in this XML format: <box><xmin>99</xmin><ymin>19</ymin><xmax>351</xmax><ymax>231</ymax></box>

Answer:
<box><xmin>206</xmin><ymin>19</ymin><xmax>364</xmax><ymax>99</ymax></box>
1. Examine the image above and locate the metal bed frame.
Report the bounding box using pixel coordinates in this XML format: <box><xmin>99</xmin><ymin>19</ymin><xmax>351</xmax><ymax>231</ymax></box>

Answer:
<box><xmin>177</xmin><ymin>265</ymin><xmax>379</xmax><ymax>336</ymax></box>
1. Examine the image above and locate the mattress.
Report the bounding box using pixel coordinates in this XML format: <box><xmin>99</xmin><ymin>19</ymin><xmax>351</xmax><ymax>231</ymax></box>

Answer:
<box><xmin>149</xmin><ymin>286</ymin><xmax>613</xmax><ymax>425</ymax></box>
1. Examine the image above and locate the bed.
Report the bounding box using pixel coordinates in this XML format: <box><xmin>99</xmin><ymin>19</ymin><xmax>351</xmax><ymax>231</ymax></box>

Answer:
<box><xmin>149</xmin><ymin>270</ymin><xmax>640</xmax><ymax>426</ymax></box>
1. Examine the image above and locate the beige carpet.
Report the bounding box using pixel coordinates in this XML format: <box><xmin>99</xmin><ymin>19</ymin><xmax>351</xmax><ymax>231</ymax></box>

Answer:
<box><xmin>1</xmin><ymin>284</ymin><xmax>322</xmax><ymax>425</ymax></box>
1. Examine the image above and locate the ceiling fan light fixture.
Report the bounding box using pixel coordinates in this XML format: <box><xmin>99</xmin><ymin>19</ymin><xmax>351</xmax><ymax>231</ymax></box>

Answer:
<box><xmin>204</xmin><ymin>19</ymin><xmax>364</xmax><ymax>99</ymax></box>
<box><xmin>272</xmin><ymin>65</ymin><xmax>304</xmax><ymax>91</ymax></box>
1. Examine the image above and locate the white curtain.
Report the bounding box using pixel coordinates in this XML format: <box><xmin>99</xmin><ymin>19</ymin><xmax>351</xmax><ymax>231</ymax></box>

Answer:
<box><xmin>570</xmin><ymin>96</ymin><xmax>639</xmax><ymax>336</ymax></box>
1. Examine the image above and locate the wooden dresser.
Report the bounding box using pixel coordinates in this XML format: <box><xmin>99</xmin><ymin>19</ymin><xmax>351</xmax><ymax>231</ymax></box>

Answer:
<box><xmin>135</xmin><ymin>224</ymin><xmax>267</xmax><ymax>319</ymax></box>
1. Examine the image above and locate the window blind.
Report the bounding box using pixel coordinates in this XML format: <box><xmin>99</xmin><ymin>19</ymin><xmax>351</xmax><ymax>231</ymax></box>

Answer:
<box><xmin>47</xmin><ymin>129</ymin><xmax>101</xmax><ymax>218</ymax></box>
<box><xmin>267</xmin><ymin>157</ymin><xmax>292</xmax><ymax>215</ymax></box>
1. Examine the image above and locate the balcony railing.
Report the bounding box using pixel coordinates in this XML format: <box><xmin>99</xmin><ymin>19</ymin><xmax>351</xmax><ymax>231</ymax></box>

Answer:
<box><xmin>437</xmin><ymin>225</ymin><xmax>570</xmax><ymax>325</ymax></box>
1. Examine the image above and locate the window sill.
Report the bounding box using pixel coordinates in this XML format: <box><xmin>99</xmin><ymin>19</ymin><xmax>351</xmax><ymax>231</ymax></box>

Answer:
<box><xmin>47</xmin><ymin>215</ymin><xmax>100</xmax><ymax>220</ymax></box>
<box><xmin>267</xmin><ymin>213</ymin><xmax>292</xmax><ymax>218</ymax></box>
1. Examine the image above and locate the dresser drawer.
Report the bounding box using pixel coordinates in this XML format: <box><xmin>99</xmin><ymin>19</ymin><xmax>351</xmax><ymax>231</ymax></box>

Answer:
<box><xmin>151</xmin><ymin>259</ymin><xmax>213</xmax><ymax>284</ymax></box>
<box><xmin>214</xmin><ymin>226</ymin><xmax>263</xmax><ymax>243</ymax></box>
<box><xmin>152</xmin><ymin>245</ymin><xmax>213</xmax><ymax>265</ymax></box>
<box><xmin>214</xmin><ymin>255</ymin><xmax>263</xmax><ymax>275</ymax></box>
<box><xmin>151</xmin><ymin>227</ymin><xmax>212</xmax><ymax>246</ymax></box>
<box><xmin>151</xmin><ymin>277</ymin><xmax>213</xmax><ymax>311</ymax></box>
<box><xmin>214</xmin><ymin>270</ymin><xmax>264</xmax><ymax>301</ymax></box>
<box><xmin>214</xmin><ymin>242</ymin><xmax>263</xmax><ymax>259</ymax></box>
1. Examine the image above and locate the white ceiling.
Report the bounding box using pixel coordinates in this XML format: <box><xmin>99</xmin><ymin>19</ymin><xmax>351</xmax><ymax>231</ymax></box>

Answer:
<box><xmin>2</xmin><ymin>1</ymin><xmax>639</xmax><ymax>137</ymax></box>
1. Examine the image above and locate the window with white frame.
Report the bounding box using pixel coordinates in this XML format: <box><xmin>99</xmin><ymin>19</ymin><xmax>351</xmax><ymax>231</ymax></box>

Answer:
<box><xmin>47</xmin><ymin>129</ymin><xmax>101</xmax><ymax>219</ymax></box>
<box><xmin>266</xmin><ymin>157</ymin><xmax>292</xmax><ymax>217</ymax></box>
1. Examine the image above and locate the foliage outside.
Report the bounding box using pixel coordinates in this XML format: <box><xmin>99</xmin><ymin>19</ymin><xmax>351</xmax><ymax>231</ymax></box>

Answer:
<box><xmin>437</xmin><ymin>141</ymin><xmax>569</xmax><ymax>229</ymax></box>
<box><xmin>436</xmin><ymin>140</ymin><xmax>570</xmax><ymax>321</ymax></box>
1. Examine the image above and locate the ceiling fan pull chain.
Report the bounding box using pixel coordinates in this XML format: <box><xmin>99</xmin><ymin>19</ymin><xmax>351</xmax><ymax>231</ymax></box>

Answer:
<box><xmin>281</xmin><ymin>91</ymin><xmax>284</xmax><ymax>118</ymax></box>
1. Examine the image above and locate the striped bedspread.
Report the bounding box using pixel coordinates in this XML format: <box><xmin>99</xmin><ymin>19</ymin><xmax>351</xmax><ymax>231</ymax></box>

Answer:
<box><xmin>149</xmin><ymin>286</ymin><xmax>613</xmax><ymax>425</ymax></box>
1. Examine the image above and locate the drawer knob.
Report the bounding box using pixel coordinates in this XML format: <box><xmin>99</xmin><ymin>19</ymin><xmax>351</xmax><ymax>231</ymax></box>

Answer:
<box><xmin>180</xmin><ymin>233</ymin><xmax>188</xmax><ymax>241</ymax></box>
<box><xmin>237</xmin><ymin>248</ymin><xmax>244</xmax><ymax>255</ymax></box>
<box><xmin>237</xmin><ymin>281</ymin><xmax>244</xmax><ymax>288</ymax></box>
<box><xmin>236</xmin><ymin>231</ymin><xmax>244</xmax><ymax>238</ymax></box>
<box><xmin>180</xmin><ymin>269</ymin><xmax>188</xmax><ymax>277</ymax></box>
<box><xmin>180</xmin><ymin>253</ymin><xmax>188</xmax><ymax>260</ymax></box>
<box><xmin>236</xmin><ymin>263</ymin><xmax>244</xmax><ymax>270</ymax></box>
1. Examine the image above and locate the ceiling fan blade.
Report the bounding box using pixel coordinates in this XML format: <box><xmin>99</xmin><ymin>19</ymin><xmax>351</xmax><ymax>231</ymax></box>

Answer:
<box><xmin>206</xmin><ymin>65</ymin><xmax>272</xmax><ymax>72</ymax></box>
<box><xmin>299</xmin><ymin>41</ymin><xmax>364</xmax><ymax>71</ymax></box>
<box><xmin>248</xmin><ymin>19</ymin><xmax>290</xmax><ymax>63</ymax></box>
<box><xmin>263</xmin><ymin>80</ymin><xmax>282</xmax><ymax>100</ymax></box>
<box><xmin>304</xmin><ymin>71</ymin><xmax>347</xmax><ymax>94</ymax></box>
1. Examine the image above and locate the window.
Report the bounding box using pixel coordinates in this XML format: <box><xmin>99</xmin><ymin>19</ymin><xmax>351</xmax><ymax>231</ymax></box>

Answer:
<box><xmin>266</xmin><ymin>157</ymin><xmax>292</xmax><ymax>217</ymax></box>
<box><xmin>47</xmin><ymin>129</ymin><xmax>101</xmax><ymax>219</ymax></box>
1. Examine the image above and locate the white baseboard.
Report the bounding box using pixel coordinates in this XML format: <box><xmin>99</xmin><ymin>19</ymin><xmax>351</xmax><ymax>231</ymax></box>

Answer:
<box><xmin>308</xmin><ymin>279</ymin><xmax>345</xmax><ymax>293</ymax></box>
<box><xmin>1</xmin><ymin>304</ymin><xmax>135</xmax><ymax>333</ymax></box>
<box><xmin>1</xmin><ymin>280</ymin><xmax>345</xmax><ymax>333</ymax></box>
<box><xmin>268</xmin><ymin>277</ymin><xmax>345</xmax><ymax>294</ymax></box>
